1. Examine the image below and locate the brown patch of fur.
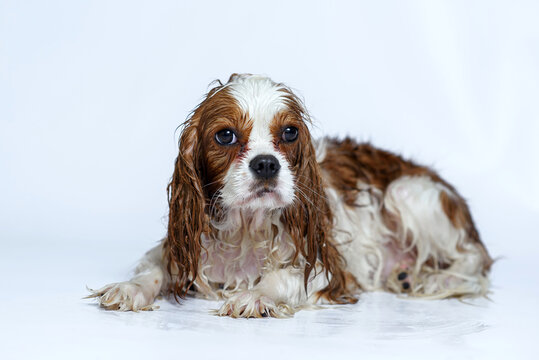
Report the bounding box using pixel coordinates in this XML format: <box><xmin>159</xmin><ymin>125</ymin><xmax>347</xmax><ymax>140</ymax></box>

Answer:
<box><xmin>320</xmin><ymin>137</ymin><xmax>492</xmax><ymax>275</ymax></box>
<box><xmin>320</xmin><ymin>138</ymin><xmax>438</xmax><ymax>203</ymax></box>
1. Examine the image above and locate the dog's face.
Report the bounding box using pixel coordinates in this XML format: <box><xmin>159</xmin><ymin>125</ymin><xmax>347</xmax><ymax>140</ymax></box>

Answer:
<box><xmin>165</xmin><ymin>74</ymin><xmax>342</xmax><ymax>300</ymax></box>
<box><xmin>192</xmin><ymin>74</ymin><xmax>311</xmax><ymax>212</ymax></box>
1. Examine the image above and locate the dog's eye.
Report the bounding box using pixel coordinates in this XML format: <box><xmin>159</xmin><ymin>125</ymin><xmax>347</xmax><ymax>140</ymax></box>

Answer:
<box><xmin>215</xmin><ymin>129</ymin><xmax>237</xmax><ymax>145</ymax></box>
<box><xmin>282</xmin><ymin>127</ymin><xmax>298</xmax><ymax>142</ymax></box>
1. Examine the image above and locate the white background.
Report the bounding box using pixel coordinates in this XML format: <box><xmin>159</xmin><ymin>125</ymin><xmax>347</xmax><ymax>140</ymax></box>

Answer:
<box><xmin>1</xmin><ymin>1</ymin><xmax>538</xmax><ymax>359</ymax></box>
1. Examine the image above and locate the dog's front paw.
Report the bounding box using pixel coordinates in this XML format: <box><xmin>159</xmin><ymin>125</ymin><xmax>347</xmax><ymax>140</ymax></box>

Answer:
<box><xmin>85</xmin><ymin>282</ymin><xmax>158</xmax><ymax>311</ymax></box>
<box><xmin>217</xmin><ymin>291</ymin><xmax>294</xmax><ymax>318</ymax></box>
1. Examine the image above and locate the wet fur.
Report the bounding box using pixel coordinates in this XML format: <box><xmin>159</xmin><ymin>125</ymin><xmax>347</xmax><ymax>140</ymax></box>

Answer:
<box><xmin>87</xmin><ymin>74</ymin><xmax>493</xmax><ymax>317</ymax></box>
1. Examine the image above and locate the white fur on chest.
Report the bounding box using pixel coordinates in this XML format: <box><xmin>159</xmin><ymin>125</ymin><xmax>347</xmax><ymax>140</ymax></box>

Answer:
<box><xmin>197</xmin><ymin>209</ymin><xmax>296</xmax><ymax>298</ymax></box>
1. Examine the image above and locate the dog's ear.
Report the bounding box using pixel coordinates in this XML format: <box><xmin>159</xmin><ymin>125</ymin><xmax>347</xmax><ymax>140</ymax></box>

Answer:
<box><xmin>163</xmin><ymin>113</ymin><xmax>208</xmax><ymax>300</ymax></box>
<box><xmin>282</xmin><ymin>127</ymin><xmax>358</xmax><ymax>304</ymax></box>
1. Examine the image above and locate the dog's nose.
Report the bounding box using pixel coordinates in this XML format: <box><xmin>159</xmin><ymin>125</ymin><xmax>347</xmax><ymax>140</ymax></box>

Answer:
<box><xmin>249</xmin><ymin>155</ymin><xmax>281</xmax><ymax>180</ymax></box>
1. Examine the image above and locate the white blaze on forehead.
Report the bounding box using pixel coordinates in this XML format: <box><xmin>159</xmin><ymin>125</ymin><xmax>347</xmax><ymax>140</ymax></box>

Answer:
<box><xmin>228</xmin><ymin>75</ymin><xmax>289</xmax><ymax>151</ymax></box>
<box><xmin>227</xmin><ymin>75</ymin><xmax>288</xmax><ymax>119</ymax></box>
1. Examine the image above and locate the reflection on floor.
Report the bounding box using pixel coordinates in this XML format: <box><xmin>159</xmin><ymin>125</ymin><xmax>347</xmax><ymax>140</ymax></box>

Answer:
<box><xmin>0</xmin><ymin>247</ymin><xmax>536</xmax><ymax>359</ymax></box>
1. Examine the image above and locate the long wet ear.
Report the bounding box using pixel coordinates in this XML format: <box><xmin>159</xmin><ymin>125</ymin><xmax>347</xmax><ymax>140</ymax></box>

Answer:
<box><xmin>280</xmin><ymin>98</ymin><xmax>358</xmax><ymax>303</ymax></box>
<box><xmin>163</xmin><ymin>115</ymin><xmax>208</xmax><ymax>300</ymax></box>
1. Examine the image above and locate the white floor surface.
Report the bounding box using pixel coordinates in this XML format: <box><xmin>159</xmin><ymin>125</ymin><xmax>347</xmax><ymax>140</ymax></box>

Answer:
<box><xmin>1</xmin><ymin>241</ymin><xmax>537</xmax><ymax>360</ymax></box>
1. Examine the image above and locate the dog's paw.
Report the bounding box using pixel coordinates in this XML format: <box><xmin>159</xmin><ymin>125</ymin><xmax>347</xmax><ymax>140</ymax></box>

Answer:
<box><xmin>85</xmin><ymin>282</ymin><xmax>158</xmax><ymax>311</ymax></box>
<box><xmin>386</xmin><ymin>262</ymin><xmax>415</xmax><ymax>294</ymax></box>
<box><xmin>216</xmin><ymin>291</ymin><xmax>293</xmax><ymax>318</ymax></box>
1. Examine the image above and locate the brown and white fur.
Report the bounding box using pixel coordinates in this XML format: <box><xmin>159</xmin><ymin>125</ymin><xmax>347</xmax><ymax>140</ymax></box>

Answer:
<box><xmin>87</xmin><ymin>74</ymin><xmax>493</xmax><ymax>318</ymax></box>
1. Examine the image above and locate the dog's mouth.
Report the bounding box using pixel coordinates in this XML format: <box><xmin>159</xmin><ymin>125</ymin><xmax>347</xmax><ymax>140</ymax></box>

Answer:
<box><xmin>254</xmin><ymin>187</ymin><xmax>276</xmax><ymax>198</ymax></box>
<box><xmin>237</xmin><ymin>183</ymin><xmax>283</xmax><ymax>207</ymax></box>
<box><xmin>250</xmin><ymin>179</ymin><xmax>278</xmax><ymax>197</ymax></box>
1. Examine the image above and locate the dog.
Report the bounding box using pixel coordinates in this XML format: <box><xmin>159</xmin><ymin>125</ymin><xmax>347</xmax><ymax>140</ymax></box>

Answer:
<box><xmin>87</xmin><ymin>73</ymin><xmax>493</xmax><ymax>317</ymax></box>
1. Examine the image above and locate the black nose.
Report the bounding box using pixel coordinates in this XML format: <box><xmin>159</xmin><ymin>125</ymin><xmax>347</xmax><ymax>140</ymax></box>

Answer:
<box><xmin>249</xmin><ymin>155</ymin><xmax>281</xmax><ymax>180</ymax></box>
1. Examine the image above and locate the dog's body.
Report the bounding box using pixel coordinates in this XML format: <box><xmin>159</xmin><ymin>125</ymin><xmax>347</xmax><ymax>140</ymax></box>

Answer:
<box><xmin>88</xmin><ymin>74</ymin><xmax>492</xmax><ymax>317</ymax></box>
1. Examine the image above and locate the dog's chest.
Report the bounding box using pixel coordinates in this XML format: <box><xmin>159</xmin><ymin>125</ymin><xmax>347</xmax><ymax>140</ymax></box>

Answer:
<box><xmin>200</xmin><ymin>232</ymin><xmax>267</xmax><ymax>289</ymax></box>
<box><xmin>198</xmin><ymin>213</ymin><xmax>296</xmax><ymax>292</ymax></box>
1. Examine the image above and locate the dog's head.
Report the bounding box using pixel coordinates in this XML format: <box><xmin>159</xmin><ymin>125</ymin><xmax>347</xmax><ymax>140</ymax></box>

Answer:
<box><xmin>164</xmin><ymin>74</ymin><xmax>349</xmax><ymax>301</ymax></box>
<box><xmin>187</xmin><ymin>73</ymin><xmax>315</xmax><ymax>211</ymax></box>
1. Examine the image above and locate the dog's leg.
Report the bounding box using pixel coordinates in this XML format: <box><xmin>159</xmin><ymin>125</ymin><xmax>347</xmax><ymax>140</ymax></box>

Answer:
<box><xmin>217</xmin><ymin>265</ymin><xmax>329</xmax><ymax>318</ymax></box>
<box><xmin>384</xmin><ymin>175</ymin><xmax>492</xmax><ymax>298</ymax></box>
<box><xmin>86</xmin><ymin>243</ymin><xmax>167</xmax><ymax>311</ymax></box>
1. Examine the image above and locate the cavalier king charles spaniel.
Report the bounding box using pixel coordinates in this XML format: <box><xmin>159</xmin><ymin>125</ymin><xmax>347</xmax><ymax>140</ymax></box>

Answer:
<box><xmin>87</xmin><ymin>74</ymin><xmax>493</xmax><ymax>317</ymax></box>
